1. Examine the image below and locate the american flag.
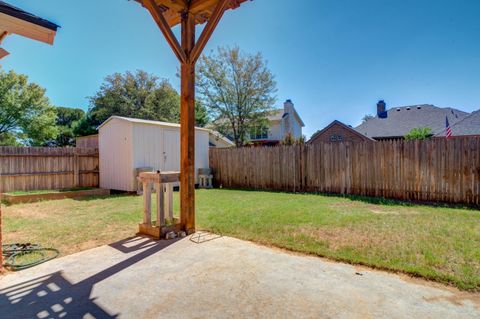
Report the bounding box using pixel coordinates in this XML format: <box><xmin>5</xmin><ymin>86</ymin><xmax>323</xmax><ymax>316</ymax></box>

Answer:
<box><xmin>445</xmin><ymin>116</ymin><xmax>452</xmax><ymax>139</ymax></box>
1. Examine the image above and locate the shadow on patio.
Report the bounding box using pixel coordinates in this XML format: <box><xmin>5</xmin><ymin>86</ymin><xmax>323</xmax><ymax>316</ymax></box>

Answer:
<box><xmin>0</xmin><ymin>236</ymin><xmax>178</xmax><ymax>319</ymax></box>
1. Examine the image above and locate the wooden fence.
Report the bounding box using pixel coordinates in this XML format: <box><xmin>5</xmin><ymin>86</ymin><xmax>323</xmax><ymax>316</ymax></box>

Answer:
<box><xmin>210</xmin><ymin>137</ymin><xmax>480</xmax><ymax>206</ymax></box>
<box><xmin>0</xmin><ymin>147</ymin><xmax>99</xmax><ymax>193</ymax></box>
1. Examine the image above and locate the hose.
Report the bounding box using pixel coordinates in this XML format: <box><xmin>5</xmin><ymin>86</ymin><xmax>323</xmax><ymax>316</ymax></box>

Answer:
<box><xmin>2</xmin><ymin>243</ymin><xmax>59</xmax><ymax>271</ymax></box>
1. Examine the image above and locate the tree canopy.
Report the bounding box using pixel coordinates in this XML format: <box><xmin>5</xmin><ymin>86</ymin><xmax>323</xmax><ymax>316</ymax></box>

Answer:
<box><xmin>197</xmin><ymin>46</ymin><xmax>277</xmax><ymax>146</ymax></box>
<box><xmin>404</xmin><ymin>127</ymin><xmax>432</xmax><ymax>140</ymax></box>
<box><xmin>45</xmin><ymin>107</ymin><xmax>85</xmax><ymax>147</ymax></box>
<box><xmin>76</xmin><ymin>70</ymin><xmax>209</xmax><ymax>136</ymax></box>
<box><xmin>0</xmin><ymin>69</ymin><xmax>57</xmax><ymax>146</ymax></box>
<box><xmin>88</xmin><ymin>70</ymin><xmax>180</xmax><ymax>126</ymax></box>
<box><xmin>362</xmin><ymin>114</ymin><xmax>375</xmax><ymax>123</ymax></box>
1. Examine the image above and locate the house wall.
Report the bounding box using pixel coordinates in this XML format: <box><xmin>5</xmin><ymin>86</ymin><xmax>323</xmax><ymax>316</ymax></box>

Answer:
<box><xmin>269</xmin><ymin>121</ymin><xmax>282</xmax><ymax>140</ymax></box>
<box><xmin>99</xmin><ymin>119</ymin><xmax>133</xmax><ymax>191</ymax></box>
<box><xmin>309</xmin><ymin>123</ymin><xmax>371</xmax><ymax>144</ymax></box>
<box><xmin>291</xmin><ymin>117</ymin><xmax>303</xmax><ymax>139</ymax></box>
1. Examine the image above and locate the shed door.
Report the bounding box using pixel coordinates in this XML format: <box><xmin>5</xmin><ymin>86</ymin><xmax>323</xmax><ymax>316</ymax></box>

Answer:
<box><xmin>163</xmin><ymin>129</ymin><xmax>180</xmax><ymax>171</ymax></box>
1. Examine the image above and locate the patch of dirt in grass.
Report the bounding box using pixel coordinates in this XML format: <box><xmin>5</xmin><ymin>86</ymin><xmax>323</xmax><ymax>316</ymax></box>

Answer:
<box><xmin>5</xmin><ymin>202</ymin><xmax>69</xmax><ymax>219</ymax></box>
<box><xmin>423</xmin><ymin>291</ymin><xmax>480</xmax><ymax>310</ymax></box>
<box><xmin>5</xmin><ymin>206</ymin><xmax>50</xmax><ymax>219</ymax></box>
<box><xmin>295</xmin><ymin>226</ymin><xmax>374</xmax><ymax>250</ymax></box>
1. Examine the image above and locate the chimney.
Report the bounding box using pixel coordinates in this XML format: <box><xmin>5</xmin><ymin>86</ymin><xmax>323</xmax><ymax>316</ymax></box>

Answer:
<box><xmin>283</xmin><ymin>99</ymin><xmax>294</xmax><ymax>136</ymax></box>
<box><xmin>377</xmin><ymin>100</ymin><xmax>387</xmax><ymax>119</ymax></box>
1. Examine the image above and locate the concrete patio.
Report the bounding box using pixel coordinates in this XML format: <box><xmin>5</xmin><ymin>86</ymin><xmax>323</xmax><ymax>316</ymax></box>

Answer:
<box><xmin>0</xmin><ymin>234</ymin><xmax>478</xmax><ymax>319</ymax></box>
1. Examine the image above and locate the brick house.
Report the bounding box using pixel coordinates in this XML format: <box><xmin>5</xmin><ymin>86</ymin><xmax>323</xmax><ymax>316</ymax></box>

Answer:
<box><xmin>308</xmin><ymin>120</ymin><xmax>372</xmax><ymax>144</ymax></box>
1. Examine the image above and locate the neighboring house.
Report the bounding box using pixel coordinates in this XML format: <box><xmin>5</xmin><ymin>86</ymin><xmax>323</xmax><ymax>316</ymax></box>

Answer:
<box><xmin>98</xmin><ymin>116</ymin><xmax>210</xmax><ymax>192</ymax></box>
<box><xmin>434</xmin><ymin>109</ymin><xmax>480</xmax><ymax>138</ymax></box>
<box><xmin>355</xmin><ymin>101</ymin><xmax>470</xmax><ymax>140</ymax></box>
<box><xmin>308</xmin><ymin>120</ymin><xmax>372</xmax><ymax>145</ymax></box>
<box><xmin>249</xmin><ymin>99</ymin><xmax>305</xmax><ymax>145</ymax></box>
<box><xmin>208</xmin><ymin>130</ymin><xmax>235</xmax><ymax>148</ymax></box>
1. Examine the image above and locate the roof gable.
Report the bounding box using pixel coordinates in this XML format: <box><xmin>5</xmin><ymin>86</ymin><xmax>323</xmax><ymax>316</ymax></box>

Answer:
<box><xmin>309</xmin><ymin>120</ymin><xmax>372</xmax><ymax>143</ymax></box>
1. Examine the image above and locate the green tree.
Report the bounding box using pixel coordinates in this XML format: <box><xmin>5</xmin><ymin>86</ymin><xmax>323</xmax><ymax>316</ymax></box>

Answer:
<box><xmin>404</xmin><ymin>127</ymin><xmax>432</xmax><ymax>140</ymax></box>
<box><xmin>72</xmin><ymin>115</ymin><xmax>98</xmax><ymax>137</ymax></box>
<box><xmin>89</xmin><ymin>70</ymin><xmax>180</xmax><ymax>126</ymax></box>
<box><xmin>197</xmin><ymin>46</ymin><xmax>277</xmax><ymax>146</ymax></box>
<box><xmin>362</xmin><ymin>114</ymin><xmax>375</xmax><ymax>123</ymax></box>
<box><xmin>194</xmin><ymin>100</ymin><xmax>209</xmax><ymax>127</ymax></box>
<box><xmin>45</xmin><ymin>107</ymin><xmax>85</xmax><ymax>147</ymax></box>
<box><xmin>0</xmin><ymin>69</ymin><xmax>57</xmax><ymax>146</ymax></box>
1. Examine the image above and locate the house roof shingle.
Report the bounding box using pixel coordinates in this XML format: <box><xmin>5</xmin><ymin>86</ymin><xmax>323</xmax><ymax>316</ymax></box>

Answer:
<box><xmin>434</xmin><ymin>109</ymin><xmax>480</xmax><ymax>137</ymax></box>
<box><xmin>355</xmin><ymin>104</ymin><xmax>469</xmax><ymax>139</ymax></box>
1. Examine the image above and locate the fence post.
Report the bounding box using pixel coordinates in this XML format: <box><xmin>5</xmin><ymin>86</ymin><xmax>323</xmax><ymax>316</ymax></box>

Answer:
<box><xmin>73</xmin><ymin>149</ymin><xmax>80</xmax><ymax>188</ymax></box>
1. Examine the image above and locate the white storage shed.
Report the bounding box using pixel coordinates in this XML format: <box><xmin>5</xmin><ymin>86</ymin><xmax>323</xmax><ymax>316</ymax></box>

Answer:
<box><xmin>98</xmin><ymin>116</ymin><xmax>210</xmax><ymax>192</ymax></box>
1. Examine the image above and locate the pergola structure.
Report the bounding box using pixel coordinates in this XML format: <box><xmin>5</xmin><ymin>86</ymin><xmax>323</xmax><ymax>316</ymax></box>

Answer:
<box><xmin>136</xmin><ymin>0</ymin><xmax>249</xmax><ymax>233</ymax></box>
<box><xmin>0</xmin><ymin>1</ymin><xmax>58</xmax><ymax>271</ymax></box>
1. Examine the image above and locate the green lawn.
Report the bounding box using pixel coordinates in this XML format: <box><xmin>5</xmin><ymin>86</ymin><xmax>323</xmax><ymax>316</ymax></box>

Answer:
<box><xmin>3</xmin><ymin>189</ymin><xmax>480</xmax><ymax>291</ymax></box>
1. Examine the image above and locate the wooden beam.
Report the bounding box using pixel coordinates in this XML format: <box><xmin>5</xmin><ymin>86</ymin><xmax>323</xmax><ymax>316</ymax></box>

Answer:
<box><xmin>180</xmin><ymin>11</ymin><xmax>196</xmax><ymax>233</ymax></box>
<box><xmin>0</xmin><ymin>31</ymin><xmax>8</xmax><ymax>44</ymax></box>
<box><xmin>0</xmin><ymin>13</ymin><xmax>56</xmax><ymax>45</ymax></box>
<box><xmin>0</xmin><ymin>48</ymin><xmax>9</xmax><ymax>60</ymax></box>
<box><xmin>190</xmin><ymin>0</ymin><xmax>229</xmax><ymax>64</ymax></box>
<box><xmin>142</xmin><ymin>0</ymin><xmax>187</xmax><ymax>64</ymax></box>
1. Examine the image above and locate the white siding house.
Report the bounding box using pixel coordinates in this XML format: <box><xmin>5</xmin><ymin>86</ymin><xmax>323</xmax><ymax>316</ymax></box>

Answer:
<box><xmin>249</xmin><ymin>99</ymin><xmax>305</xmax><ymax>145</ymax></box>
<box><xmin>98</xmin><ymin>116</ymin><xmax>209</xmax><ymax>192</ymax></box>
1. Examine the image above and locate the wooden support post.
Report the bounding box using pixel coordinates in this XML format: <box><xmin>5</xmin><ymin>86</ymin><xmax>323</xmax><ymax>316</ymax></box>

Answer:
<box><xmin>156</xmin><ymin>182</ymin><xmax>165</xmax><ymax>226</ymax></box>
<box><xmin>143</xmin><ymin>181</ymin><xmax>151</xmax><ymax>225</ymax></box>
<box><xmin>140</xmin><ymin>0</ymin><xmax>240</xmax><ymax>234</ymax></box>
<box><xmin>180</xmin><ymin>11</ymin><xmax>196</xmax><ymax>233</ymax></box>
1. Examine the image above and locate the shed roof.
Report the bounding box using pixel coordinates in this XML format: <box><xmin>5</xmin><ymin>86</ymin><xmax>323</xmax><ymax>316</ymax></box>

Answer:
<box><xmin>355</xmin><ymin>104</ymin><xmax>469</xmax><ymax>139</ymax></box>
<box><xmin>98</xmin><ymin>116</ymin><xmax>210</xmax><ymax>132</ymax></box>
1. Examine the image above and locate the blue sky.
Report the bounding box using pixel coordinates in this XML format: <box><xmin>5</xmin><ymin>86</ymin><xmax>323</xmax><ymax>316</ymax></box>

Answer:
<box><xmin>2</xmin><ymin>0</ymin><xmax>480</xmax><ymax>138</ymax></box>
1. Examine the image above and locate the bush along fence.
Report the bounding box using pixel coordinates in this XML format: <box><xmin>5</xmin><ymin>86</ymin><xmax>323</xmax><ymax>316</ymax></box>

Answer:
<box><xmin>209</xmin><ymin>137</ymin><xmax>480</xmax><ymax>206</ymax></box>
<box><xmin>0</xmin><ymin>146</ymin><xmax>99</xmax><ymax>193</ymax></box>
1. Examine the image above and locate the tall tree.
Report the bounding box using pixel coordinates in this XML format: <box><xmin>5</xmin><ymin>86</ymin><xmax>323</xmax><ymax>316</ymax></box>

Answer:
<box><xmin>45</xmin><ymin>107</ymin><xmax>85</xmax><ymax>147</ymax></box>
<box><xmin>0</xmin><ymin>70</ymin><xmax>57</xmax><ymax>146</ymax></box>
<box><xmin>197</xmin><ymin>46</ymin><xmax>277</xmax><ymax>146</ymax></box>
<box><xmin>362</xmin><ymin>114</ymin><xmax>375</xmax><ymax>123</ymax></box>
<box><xmin>89</xmin><ymin>70</ymin><xmax>180</xmax><ymax>126</ymax></box>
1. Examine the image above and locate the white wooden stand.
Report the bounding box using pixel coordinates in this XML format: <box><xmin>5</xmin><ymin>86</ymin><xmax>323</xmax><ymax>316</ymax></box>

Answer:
<box><xmin>138</xmin><ymin>171</ymin><xmax>180</xmax><ymax>239</ymax></box>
